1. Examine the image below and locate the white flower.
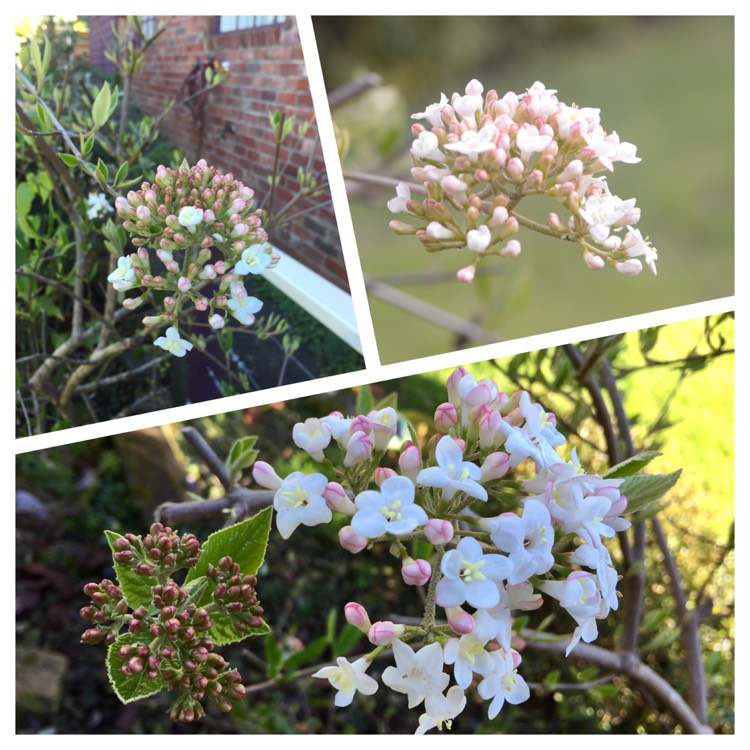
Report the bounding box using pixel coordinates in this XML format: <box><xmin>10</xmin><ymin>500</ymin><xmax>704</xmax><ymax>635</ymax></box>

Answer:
<box><xmin>312</xmin><ymin>656</ymin><xmax>378</xmax><ymax>707</ymax></box>
<box><xmin>417</xmin><ymin>436</ymin><xmax>487</xmax><ymax>502</ymax></box>
<box><xmin>366</xmin><ymin>406</ymin><xmax>399</xmax><ymax>450</ymax></box>
<box><xmin>154</xmin><ymin>326</ymin><xmax>193</xmax><ymax>358</ymax></box>
<box><xmin>416</xmin><ymin>686</ymin><xmax>466</xmax><ymax>734</ymax></box>
<box><xmin>382</xmin><ymin>640</ymin><xmax>449</xmax><ymax>708</ymax></box>
<box><xmin>320</xmin><ymin>412</ymin><xmax>353</xmax><ymax>443</ymax></box>
<box><xmin>411</xmin><ymin>131</ymin><xmax>444</xmax><ymax>162</ymax></box>
<box><xmin>351</xmin><ymin>476</ymin><xmax>428</xmax><ymax>538</ymax></box>
<box><xmin>234</xmin><ymin>244</ymin><xmax>271</xmax><ymax>275</ymax></box>
<box><xmin>387</xmin><ymin>182</ymin><xmax>412</xmax><ymax>214</ymax></box>
<box><xmin>411</xmin><ymin>93</ymin><xmax>448</xmax><ymax>128</ymax></box>
<box><xmin>107</xmin><ymin>256</ymin><xmax>136</xmax><ymax>291</ymax></box>
<box><xmin>292</xmin><ymin>418</ymin><xmax>332</xmax><ymax>461</ymax></box>
<box><xmin>273</xmin><ymin>472</ymin><xmax>332</xmax><ymax>539</ymax></box>
<box><xmin>487</xmin><ymin>499</ymin><xmax>555</xmax><ymax>584</ymax></box>
<box><xmin>515</xmin><ymin>124</ymin><xmax>553</xmax><ymax>163</ymax></box>
<box><xmin>452</xmin><ymin>79</ymin><xmax>484</xmax><ymax>120</ymax></box>
<box><xmin>178</xmin><ymin>205</ymin><xmax>204</xmax><ymax>233</ymax></box>
<box><xmin>86</xmin><ymin>192</ymin><xmax>112</xmax><ymax>220</ymax></box>
<box><xmin>621</xmin><ymin>227</ymin><xmax>658</xmax><ymax>275</ymax></box>
<box><xmin>443</xmin><ymin>633</ymin><xmax>494</xmax><ymax>689</ymax></box>
<box><xmin>579</xmin><ymin>192</ymin><xmax>637</xmax><ymax>243</ymax></box>
<box><xmin>226</xmin><ymin>282</ymin><xmax>263</xmax><ymax>325</ymax></box>
<box><xmin>445</xmin><ymin>123</ymin><xmax>498</xmax><ymax>159</ymax></box>
<box><xmin>477</xmin><ymin>650</ymin><xmax>530</xmax><ymax>719</ymax></box>
<box><xmin>436</xmin><ymin>537</ymin><xmax>512</xmax><ymax>609</ymax></box>
<box><xmin>466</xmin><ymin>224</ymin><xmax>492</xmax><ymax>253</ymax></box>
<box><xmin>499</xmin><ymin>391</ymin><xmax>565</xmax><ymax>470</ymax></box>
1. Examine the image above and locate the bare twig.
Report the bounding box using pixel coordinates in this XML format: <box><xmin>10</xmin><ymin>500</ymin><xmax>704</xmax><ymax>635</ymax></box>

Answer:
<box><xmin>522</xmin><ymin>631</ymin><xmax>712</xmax><ymax>734</ymax></box>
<box><xmin>181</xmin><ymin>426</ymin><xmax>232</xmax><ymax>491</ymax></box>
<box><xmin>327</xmin><ymin>73</ymin><xmax>383</xmax><ymax>108</ymax></box>
<box><xmin>365</xmin><ymin>275</ymin><xmax>499</xmax><ymax>345</ymax></box>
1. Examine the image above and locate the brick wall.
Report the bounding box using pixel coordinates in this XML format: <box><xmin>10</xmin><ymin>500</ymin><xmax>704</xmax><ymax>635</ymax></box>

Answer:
<box><xmin>86</xmin><ymin>16</ymin><xmax>117</xmax><ymax>72</ymax></box>
<box><xmin>90</xmin><ymin>16</ymin><xmax>349</xmax><ymax>291</ymax></box>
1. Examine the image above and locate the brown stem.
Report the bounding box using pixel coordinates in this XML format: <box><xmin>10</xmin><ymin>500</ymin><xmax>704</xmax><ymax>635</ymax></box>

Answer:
<box><xmin>522</xmin><ymin>631</ymin><xmax>712</xmax><ymax>734</ymax></box>
<box><xmin>182</xmin><ymin>426</ymin><xmax>232</xmax><ymax>491</ymax></box>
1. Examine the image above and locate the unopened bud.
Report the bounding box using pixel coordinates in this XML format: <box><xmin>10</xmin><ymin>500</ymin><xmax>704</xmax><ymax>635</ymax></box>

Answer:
<box><xmin>344</xmin><ymin>602</ymin><xmax>372</xmax><ymax>633</ymax></box>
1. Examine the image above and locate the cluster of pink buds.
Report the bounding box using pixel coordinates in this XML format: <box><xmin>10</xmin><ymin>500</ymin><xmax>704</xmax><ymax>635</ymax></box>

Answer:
<box><xmin>389</xmin><ymin>80</ymin><xmax>658</xmax><ymax>282</ymax></box>
<box><xmin>80</xmin><ymin>522</ymin><xmax>264</xmax><ymax>722</ymax></box>
<box><xmin>252</xmin><ymin>367</ymin><xmax>638</xmax><ymax>733</ymax></box>
<box><xmin>109</xmin><ymin>159</ymin><xmax>282</xmax><ymax>356</ymax></box>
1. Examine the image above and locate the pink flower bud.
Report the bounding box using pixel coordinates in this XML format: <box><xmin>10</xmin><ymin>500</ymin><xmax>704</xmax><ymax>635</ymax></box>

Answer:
<box><xmin>452</xmin><ymin>438</ymin><xmax>466</xmax><ymax>452</ymax></box>
<box><xmin>506</xmin><ymin>157</ymin><xmax>525</xmax><ymax>180</ymax></box>
<box><xmin>434</xmin><ymin>403</ymin><xmax>458</xmax><ymax>433</ymax></box>
<box><xmin>231</xmin><ymin>199</ymin><xmax>247</xmax><ymax>212</ymax></box>
<box><xmin>480</xmin><ymin>452</ymin><xmax>511</xmax><ymax>482</ymax></box>
<box><xmin>479</xmin><ymin>406</ymin><xmax>502</xmax><ymax>449</ymax></box>
<box><xmin>349</xmin><ymin>415</ymin><xmax>372</xmax><ymax>434</ymax></box>
<box><xmin>177</xmin><ymin>276</ymin><xmax>192</xmax><ymax>292</ymax></box>
<box><xmin>203</xmin><ymin>209</ymin><xmax>215</xmax><ymax>223</ymax></box>
<box><xmin>194</xmin><ymin>297</ymin><xmax>208</xmax><ymax>311</ymax></box>
<box><xmin>368</xmin><ymin>621</ymin><xmax>406</xmax><ymax>646</ymax></box>
<box><xmin>398</xmin><ymin>444</ymin><xmax>421</xmax><ymax>482</ymax></box>
<box><xmin>424</xmin><ymin>519</ymin><xmax>454</xmax><ymax>546</ymax></box>
<box><xmin>615</xmin><ymin>259</ymin><xmax>643</xmax><ymax>276</ymax></box>
<box><xmin>456</xmin><ymin>265</ymin><xmax>476</xmax><ymax>283</ymax></box>
<box><xmin>401</xmin><ymin>558</ymin><xmax>431</xmax><ymax>587</ymax></box>
<box><xmin>446</xmin><ymin>607</ymin><xmax>475</xmax><ymax>635</ymax></box>
<box><xmin>214</xmin><ymin>261</ymin><xmax>229</xmax><ymax>275</ymax></box>
<box><xmin>344</xmin><ymin>431</ymin><xmax>373</xmax><ymax>468</ymax></box>
<box><xmin>324</xmin><ymin>482</ymin><xmax>355</xmax><ymax>515</ymax></box>
<box><xmin>200</xmin><ymin>264</ymin><xmax>217</xmax><ymax>280</ymax></box>
<box><xmin>208</xmin><ymin>314</ymin><xmax>225</xmax><ymax>330</ymax></box>
<box><xmin>374</xmin><ymin>467</ymin><xmax>397</xmax><ymax>487</ymax></box>
<box><xmin>344</xmin><ymin>602</ymin><xmax>371</xmax><ymax>633</ymax></box>
<box><xmin>163</xmin><ymin>296</ymin><xmax>176</xmax><ymax>310</ymax></box>
<box><xmin>121</xmin><ymin>296</ymin><xmax>143</xmax><ymax>310</ymax></box>
<box><xmin>232</xmin><ymin>223</ymin><xmax>248</xmax><ymax>237</ymax></box>
<box><xmin>141</xmin><ymin>315</ymin><xmax>163</xmax><ymax>326</ymax></box>
<box><xmin>338</xmin><ymin>525</ymin><xmax>367</xmax><ymax>554</ymax></box>
<box><xmin>252</xmin><ymin>461</ymin><xmax>283</xmax><ymax>491</ymax></box>
<box><xmin>115</xmin><ymin>196</ymin><xmax>129</xmax><ymax>213</ymax></box>
<box><xmin>446</xmin><ymin>367</ymin><xmax>469</xmax><ymax>405</ymax></box>
<box><xmin>136</xmin><ymin>205</ymin><xmax>151</xmax><ymax>221</ymax></box>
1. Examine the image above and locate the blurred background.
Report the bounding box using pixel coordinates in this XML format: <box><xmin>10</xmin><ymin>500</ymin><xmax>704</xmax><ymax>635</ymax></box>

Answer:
<box><xmin>312</xmin><ymin>16</ymin><xmax>734</xmax><ymax>364</ymax></box>
<box><xmin>16</xmin><ymin>314</ymin><xmax>733</xmax><ymax>733</ymax></box>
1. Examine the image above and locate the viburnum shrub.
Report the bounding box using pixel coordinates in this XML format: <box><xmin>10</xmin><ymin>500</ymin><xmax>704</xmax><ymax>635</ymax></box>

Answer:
<box><xmin>111</xmin><ymin>159</ymin><xmax>280</xmax><ymax>357</ymax></box>
<box><xmin>81</xmin><ymin>510</ymin><xmax>272</xmax><ymax>722</ymax></box>
<box><xmin>251</xmin><ymin>368</ymin><xmax>678</xmax><ymax>733</ymax></box>
<box><xmin>388</xmin><ymin>80</ymin><xmax>658</xmax><ymax>283</ymax></box>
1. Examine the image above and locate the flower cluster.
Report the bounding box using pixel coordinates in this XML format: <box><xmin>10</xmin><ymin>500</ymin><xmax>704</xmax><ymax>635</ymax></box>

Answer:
<box><xmin>109</xmin><ymin>159</ymin><xmax>280</xmax><ymax>356</ymax></box>
<box><xmin>389</xmin><ymin>79</ymin><xmax>658</xmax><ymax>282</ymax></box>
<box><xmin>252</xmin><ymin>368</ymin><xmax>632</xmax><ymax>733</ymax></box>
<box><xmin>80</xmin><ymin>523</ymin><xmax>265</xmax><ymax>722</ymax></box>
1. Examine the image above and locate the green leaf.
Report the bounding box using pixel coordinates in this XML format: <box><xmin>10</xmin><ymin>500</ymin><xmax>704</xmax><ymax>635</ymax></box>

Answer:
<box><xmin>355</xmin><ymin>384</ymin><xmax>374</xmax><ymax>417</ymax></box>
<box><xmin>104</xmin><ymin>530</ymin><xmax>157</xmax><ymax>610</ymax></box>
<box><xmin>283</xmin><ymin>635</ymin><xmax>329</xmax><ymax>671</ymax></box>
<box><xmin>225</xmin><ymin>436</ymin><xmax>259</xmax><ymax>484</ymax></box>
<box><xmin>184</xmin><ymin>508</ymin><xmax>273</xmax><ymax>597</ymax></box>
<box><xmin>264</xmin><ymin>631</ymin><xmax>282</xmax><ymax>678</ymax></box>
<box><xmin>207</xmin><ymin>612</ymin><xmax>270</xmax><ymax>647</ymax></box>
<box><xmin>92</xmin><ymin>82</ymin><xmax>112</xmax><ymax>129</ymax></box>
<box><xmin>603</xmin><ymin>452</ymin><xmax>663</xmax><ymax>479</ymax></box>
<box><xmin>106</xmin><ymin>633</ymin><xmax>167</xmax><ymax>703</ymax></box>
<box><xmin>16</xmin><ymin>183</ymin><xmax>34</xmax><ymax>217</ymax></box>
<box><xmin>325</xmin><ymin>608</ymin><xmax>337</xmax><ymax>644</ymax></box>
<box><xmin>589</xmin><ymin>684</ymin><xmax>620</xmax><ymax>699</ymax></box>
<box><xmin>621</xmin><ymin>470</ymin><xmax>682</xmax><ymax>515</ymax></box>
<box><xmin>375</xmin><ymin>391</ymin><xmax>398</xmax><ymax>412</ymax></box>
<box><xmin>113</xmin><ymin>162</ymin><xmax>129</xmax><ymax>186</ymax></box>
<box><xmin>334</xmin><ymin>624</ymin><xmax>364</xmax><ymax>657</ymax></box>
<box><xmin>59</xmin><ymin>153</ymin><xmax>80</xmax><ymax>168</ymax></box>
<box><xmin>30</xmin><ymin>38</ymin><xmax>44</xmax><ymax>85</ymax></box>
<box><xmin>82</xmin><ymin>134</ymin><xmax>95</xmax><ymax>156</ymax></box>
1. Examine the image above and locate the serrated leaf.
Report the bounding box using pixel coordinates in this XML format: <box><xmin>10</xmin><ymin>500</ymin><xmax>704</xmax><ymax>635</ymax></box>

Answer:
<box><xmin>92</xmin><ymin>82</ymin><xmax>112</xmax><ymax>129</ymax></box>
<box><xmin>106</xmin><ymin>633</ymin><xmax>167</xmax><ymax>703</ymax></box>
<box><xmin>184</xmin><ymin>508</ymin><xmax>273</xmax><ymax>599</ymax></box>
<box><xmin>104</xmin><ymin>530</ymin><xmax>157</xmax><ymax>610</ymax></box>
<box><xmin>208</xmin><ymin>612</ymin><xmax>270</xmax><ymax>647</ymax></box>
<box><xmin>59</xmin><ymin>153</ymin><xmax>80</xmax><ymax>168</ymax></box>
<box><xmin>604</xmin><ymin>452</ymin><xmax>663</xmax><ymax>479</ymax></box>
<box><xmin>621</xmin><ymin>470</ymin><xmax>682</xmax><ymax>515</ymax></box>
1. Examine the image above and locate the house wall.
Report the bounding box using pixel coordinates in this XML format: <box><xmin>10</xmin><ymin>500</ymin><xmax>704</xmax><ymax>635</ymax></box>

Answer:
<box><xmin>89</xmin><ymin>16</ymin><xmax>349</xmax><ymax>291</ymax></box>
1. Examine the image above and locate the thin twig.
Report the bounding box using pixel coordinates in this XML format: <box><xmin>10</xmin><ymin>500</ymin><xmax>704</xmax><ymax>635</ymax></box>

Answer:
<box><xmin>181</xmin><ymin>426</ymin><xmax>232</xmax><ymax>491</ymax></box>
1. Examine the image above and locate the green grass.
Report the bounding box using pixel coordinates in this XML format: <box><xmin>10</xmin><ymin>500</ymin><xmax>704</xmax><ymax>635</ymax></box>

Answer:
<box><xmin>343</xmin><ymin>17</ymin><xmax>734</xmax><ymax>364</ymax></box>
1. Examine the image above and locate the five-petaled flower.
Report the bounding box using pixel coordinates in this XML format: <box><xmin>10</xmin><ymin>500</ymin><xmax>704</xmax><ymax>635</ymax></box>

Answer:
<box><xmin>154</xmin><ymin>326</ymin><xmax>194</xmax><ymax>357</ymax></box>
<box><xmin>313</xmin><ymin>657</ymin><xmax>378</xmax><ymax>707</ymax></box>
